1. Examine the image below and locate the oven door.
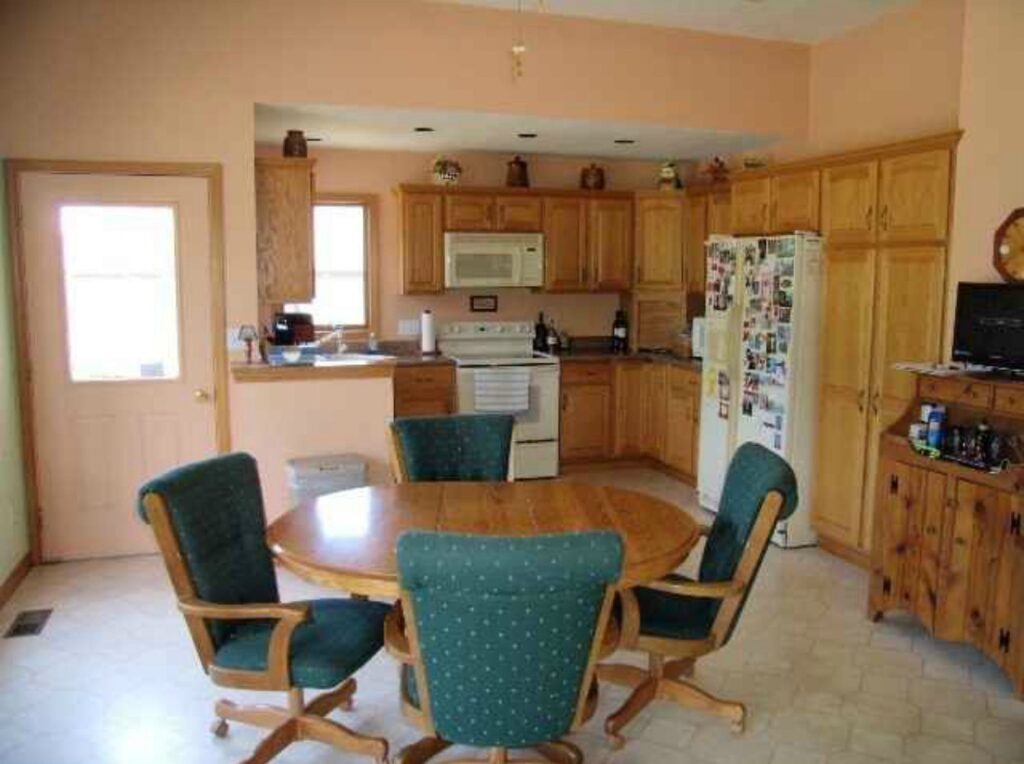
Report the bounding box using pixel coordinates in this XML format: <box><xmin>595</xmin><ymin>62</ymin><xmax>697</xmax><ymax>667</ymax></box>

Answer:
<box><xmin>455</xmin><ymin>365</ymin><xmax>558</xmax><ymax>442</ymax></box>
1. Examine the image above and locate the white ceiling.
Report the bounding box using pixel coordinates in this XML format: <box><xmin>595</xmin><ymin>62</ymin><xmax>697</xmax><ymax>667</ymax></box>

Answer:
<box><xmin>255</xmin><ymin>104</ymin><xmax>773</xmax><ymax>162</ymax></box>
<box><xmin>430</xmin><ymin>0</ymin><xmax>916</xmax><ymax>44</ymax></box>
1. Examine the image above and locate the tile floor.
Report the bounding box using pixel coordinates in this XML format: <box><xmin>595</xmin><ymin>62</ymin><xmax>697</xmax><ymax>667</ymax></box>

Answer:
<box><xmin>1</xmin><ymin>468</ymin><xmax>1022</xmax><ymax>764</ymax></box>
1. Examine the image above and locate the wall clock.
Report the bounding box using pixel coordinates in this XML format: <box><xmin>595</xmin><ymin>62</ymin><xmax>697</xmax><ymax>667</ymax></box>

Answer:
<box><xmin>994</xmin><ymin>208</ymin><xmax>1024</xmax><ymax>282</ymax></box>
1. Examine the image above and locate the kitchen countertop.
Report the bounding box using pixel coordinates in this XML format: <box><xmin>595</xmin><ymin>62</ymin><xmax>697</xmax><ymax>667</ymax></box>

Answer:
<box><xmin>557</xmin><ymin>349</ymin><xmax>703</xmax><ymax>372</ymax></box>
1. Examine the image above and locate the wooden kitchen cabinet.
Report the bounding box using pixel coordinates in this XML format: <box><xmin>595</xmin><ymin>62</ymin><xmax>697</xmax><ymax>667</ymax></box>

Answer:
<box><xmin>444</xmin><ymin>194</ymin><xmax>494</xmax><ymax>231</ymax></box>
<box><xmin>588</xmin><ymin>198</ymin><xmax>633</xmax><ymax>291</ymax></box>
<box><xmin>400</xmin><ymin>191</ymin><xmax>445</xmax><ymax>294</ymax></box>
<box><xmin>730</xmin><ymin>177</ymin><xmax>771</xmax><ymax>235</ymax></box>
<box><xmin>635</xmin><ymin>194</ymin><xmax>683</xmax><ymax>290</ymax></box>
<box><xmin>683</xmin><ymin>193</ymin><xmax>708</xmax><ymax>305</ymax></box>
<box><xmin>813</xmin><ymin>248</ymin><xmax>877</xmax><ymax>551</ymax></box>
<box><xmin>256</xmin><ymin>157</ymin><xmax>316</xmax><ymax>303</ymax></box>
<box><xmin>821</xmin><ymin>161</ymin><xmax>878</xmax><ymax>246</ymax></box>
<box><xmin>544</xmin><ymin>197</ymin><xmax>589</xmax><ymax>292</ymax></box>
<box><xmin>707</xmin><ymin>190</ymin><xmax>731</xmax><ymax>235</ymax></box>
<box><xmin>614</xmin><ymin>362</ymin><xmax>648</xmax><ymax>457</ymax></box>
<box><xmin>495</xmin><ymin>196</ymin><xmax>542</xmax><ymax>231</ymax></box>
<box><xmin>560</xmin><ymin>362</ymin><xmax>613</xmax><ymax>461</ymax></box>
<box><xmin>644</xmin><ymin>364</ymin><xmax>668</xmax><ymax>460</ymax></box>
<box><xmin>393</xmin><ymin>364</ymin><xmax>455</xmax><ymax>417</ymax></box>
<box><xmin>770</xmin><ymin>170</ymin><xmax>820</xmax><ymax>233</ymax></box>
<box><xmin>878</xmin><ymin>149</ymin><xmax>951</xmax><ymax>243</ymax></box>
<box><xmin>869</xmin><ymin>373</ymin><xmax>1024</xmax><ymax>697</ymax></box>
<box><xmin>663</xmin><ymin>367</ymin><xmax>700</xmax><ymax>480</ymax></box>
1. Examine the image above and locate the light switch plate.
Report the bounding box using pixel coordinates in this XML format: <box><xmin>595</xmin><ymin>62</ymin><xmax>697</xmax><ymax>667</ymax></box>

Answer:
<box><xmin>398</xmin><ymin>319</ymin><xmax>420</xmax><ymax>337</ymax></box>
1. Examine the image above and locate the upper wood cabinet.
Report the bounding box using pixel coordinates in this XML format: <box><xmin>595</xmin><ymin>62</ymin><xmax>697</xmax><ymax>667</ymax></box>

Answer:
<box><xmin>822</xmin><ymin>161</ymin><xmax>878</xmax><ymax>246</ymax></box>
<box><xmin>588</xmin><ymin>198</ymin><xmax>633</xmax><ymax>291</ymax></box>
<box><xmin>707</xmin><ymin>191</ymin><xmax>731</xmax><ymax>235</ymax></box>
<box><xmin>683</xmin><ymin>193</ymin><xmax>708</xmax><ymax>301</ymax></box>
<box><xmin>400</xmin><ymin>191</ymin><xmax>444</xmax><ymax>294</ymax></box>
<box><xmin>543</xmin><ymin>197</ymin><xmax>589</xmax><ymax>292</ymax></box>
<box><xmin>770</xmin><ymin>170</ymin><xmax>820</xmax><ymax>233</ymax></box>
<box><xmin>878</xmin><ymin>149</ymin><xmax>950</xmax><ymax>243</ymax></box>
<box><xmin>730</xmin><ymin>177</ymin><xmax>771</xmax><ymax>235</ymax></box>
<box><xmin>495</xmin><ymin>196</ymin><xmax>542</xmax><ymax>232</ymax></box>
<box><xmin>256</xmin><ymin>157</ymin><xmax>316</xmax><ymax>303</ymax></box>
<box><xmin>445</xmin><ymin>194</ymin><xmax>494</xmax><ymax>231</ymax></box>
<box><xmin>635</xmin><ymin>195</ymin><xmax>683</xmax><ymax>290</ymax></box>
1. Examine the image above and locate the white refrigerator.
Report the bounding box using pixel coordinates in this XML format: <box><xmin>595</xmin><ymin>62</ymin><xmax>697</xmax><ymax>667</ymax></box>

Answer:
<box><xmin>697</xmin><ymin>233</ymin><xmax>823</xmax><ymax>548</ymax></box>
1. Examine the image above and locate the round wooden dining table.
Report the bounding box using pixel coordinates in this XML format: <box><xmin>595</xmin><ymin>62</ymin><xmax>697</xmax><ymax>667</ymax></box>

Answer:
<box><xmin>267</xmin><ymin>481</ymin><xmax>701</xmax><ymax>597</ymax></box>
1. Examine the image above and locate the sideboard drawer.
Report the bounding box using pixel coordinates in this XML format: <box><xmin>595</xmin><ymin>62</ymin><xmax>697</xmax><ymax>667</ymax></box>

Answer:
<box><xmin>918</xmin><ymin>377</ymin><xmax>994</xmax><ymax>409</ymax></box>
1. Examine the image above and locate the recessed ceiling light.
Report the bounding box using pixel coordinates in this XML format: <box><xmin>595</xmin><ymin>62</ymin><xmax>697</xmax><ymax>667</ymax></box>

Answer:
<box><xmin>518</xmin><ymin>132</ymin><xmax>538</xmax><ymax>139</ymax></box>
<box><xmin>614</xmin><ymin>139</ymin><xmax>636</xmax><ymax>145</ymax></box>
<box><xmin>413</xmin><ymin>127</ymin><xmax>435</xmax><ymax>133</ymax></box>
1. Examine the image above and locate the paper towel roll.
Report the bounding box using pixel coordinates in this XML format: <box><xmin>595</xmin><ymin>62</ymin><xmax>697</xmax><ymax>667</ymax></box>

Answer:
<box><xmin>420</xmin><ymin>309</ymin><xmax>436</xmax><ymax>354</ymax></box>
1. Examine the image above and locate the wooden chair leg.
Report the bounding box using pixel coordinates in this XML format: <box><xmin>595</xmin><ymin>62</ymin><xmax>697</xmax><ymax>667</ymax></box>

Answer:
<box><xmin>535</xmin><ymin>739</ymin><xmax>584</xmax><ymax>764</ymax></box>
<box><xmin>394</xmin><ymin>736</ymin><xmax>452</xmax><ymax>764</ymax></box>
<box><xmin>213</xmin><ymin>698</ymin><xmax>291</xmax><ymax>731</ymax></box>
<box><xmin>604</xmin><ymin>677</ymin><xmax>658</xmax><ymax>749</ymax></box>
<box><xmin>658</xmin><ymin>677</ymin><xmax>746</xmax><ymax>732</ymax></box>
<box><xmin>305</xmin><ymin>677</ymin><xmax>357</xmax><ymax>716</ymax></box>
<box><xmin>595</xmin><ymin>662</ymin><xmax>648</xmax><ymax>688</ymax></box>
<box><xmin>241</xmin><ymin>719</ymin><xmax>298</xmax><ymax>764</ymax></box>
<box><xmin>298</xmin><ymin>714</ymin><xmax>389</xmax><ymax>763</ymax></box>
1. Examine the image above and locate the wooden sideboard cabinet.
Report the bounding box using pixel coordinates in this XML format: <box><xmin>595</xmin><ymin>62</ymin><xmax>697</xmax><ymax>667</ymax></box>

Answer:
<box><xmin>869</xmin><ymin>373</ymin><xmax>1024</xmax><ymax>697</ymax></box>
<box><xmin>256</xmin><ymin>157</ymin><xmax>316</xmax><ymax>303</ymax></box>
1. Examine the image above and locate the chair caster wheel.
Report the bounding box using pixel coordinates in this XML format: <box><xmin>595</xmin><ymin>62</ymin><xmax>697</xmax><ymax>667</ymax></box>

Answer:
<box><xmin>730</xmin><ymin>719</ymin><xmax>745</xmax><ymax>734</ymax></box>
<box><xmin>606</xmin><ymin>733</ymin><xmax>625</xmax><ymax>751</ymax></box>
<box><xmin>210</xmin><ymin>719</ymin><xmax>229</xmax><ymax>738</ymax></box>
<box><xmin>339</xmin><ymin>698</ymin><xmax>355</xmax><ymax>712</ymax></box>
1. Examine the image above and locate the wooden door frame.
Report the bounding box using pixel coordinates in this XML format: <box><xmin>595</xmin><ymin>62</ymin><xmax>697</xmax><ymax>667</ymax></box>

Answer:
<box><xmin>4</xmin><ymin>159</ymin><xmax>231</xmax><ymax>564</ymax></box>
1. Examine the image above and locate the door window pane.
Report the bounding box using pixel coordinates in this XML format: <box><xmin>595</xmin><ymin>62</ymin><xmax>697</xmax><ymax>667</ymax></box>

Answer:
<box><xmin>59</xmin><ymin>205</ymin><xmax>180</xmax><ymax>382</ymax></box>
<box><xmin>287</xmin><ymin>203</ymin><xmax>367</xmax><ymax>327</ymax></box>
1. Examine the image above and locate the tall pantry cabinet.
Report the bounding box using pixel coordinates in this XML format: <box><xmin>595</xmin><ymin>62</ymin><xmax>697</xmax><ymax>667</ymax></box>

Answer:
<box><xmin>812</xmin><ymin>140</ymin><xmax>957</xmax><ymax>563</ymax></box>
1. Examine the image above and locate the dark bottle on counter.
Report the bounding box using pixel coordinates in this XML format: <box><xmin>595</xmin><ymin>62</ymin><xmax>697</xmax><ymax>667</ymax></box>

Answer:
<box><xmin>533</xmin><ymin>312</ymin><xmax>548</xmax><ymax>352</ymax></box>
<box><xmin>611</xmin><ymin>310</ymin><xmax>629</xmax><ymax>354</ymax></box>
<box><xmin>546</xmin><ymin>318</ymin><xmax>561</xmax><ymax>354</ymax></box>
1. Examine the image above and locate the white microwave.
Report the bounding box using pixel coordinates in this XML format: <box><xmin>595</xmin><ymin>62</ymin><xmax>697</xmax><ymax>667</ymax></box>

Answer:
<box><xmin>444</xmin><ymin>232</ymin><xmax>544</xmax><ymax>289</ymax></box>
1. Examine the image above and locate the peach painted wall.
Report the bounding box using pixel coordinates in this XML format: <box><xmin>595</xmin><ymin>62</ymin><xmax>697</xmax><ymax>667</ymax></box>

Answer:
<box><xmin>259</xmin><ymin>145</ymin><xmax>667</xmax><ymax>339</ymax></box>
<box><xmin>230</xmin><ymin>376</ymin><xmax>394</xmax><ymax>520</ymax></box>
<box><xmin>774</xmin><ymin>0</ymin><xmax>965</xmax><ymax>160</ymax></box>
<box><xmin>946</xmin><ymin>0</ymin><xmax>1024</xmax><ymax>350</ymax></box>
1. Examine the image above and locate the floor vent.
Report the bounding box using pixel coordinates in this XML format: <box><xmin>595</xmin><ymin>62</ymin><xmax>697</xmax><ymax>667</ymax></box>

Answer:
<box><xmin>4</xmin><ymin>609</ymin><xmax>53</xmax><ymax>638</ymax></box>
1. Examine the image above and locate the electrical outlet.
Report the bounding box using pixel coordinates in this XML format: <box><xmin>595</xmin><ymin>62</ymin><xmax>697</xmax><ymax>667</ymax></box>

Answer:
<box><xmin>398</xmin><ymin>319</ymin><xmax>421</xmax><ymax>337</ymax></box>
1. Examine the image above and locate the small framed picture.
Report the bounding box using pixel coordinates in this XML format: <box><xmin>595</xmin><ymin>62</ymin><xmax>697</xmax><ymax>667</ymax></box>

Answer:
<box><xmin>470</xmin><ymin>295</ymin><xmax>498</xmax><ymax>312</ymax></box>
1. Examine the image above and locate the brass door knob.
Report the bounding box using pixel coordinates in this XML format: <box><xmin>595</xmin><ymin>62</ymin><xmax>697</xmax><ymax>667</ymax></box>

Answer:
<box><xmin>193</xmin><ymin>389</ymin><xmax>211</xmax><ymax>402</ymax></box>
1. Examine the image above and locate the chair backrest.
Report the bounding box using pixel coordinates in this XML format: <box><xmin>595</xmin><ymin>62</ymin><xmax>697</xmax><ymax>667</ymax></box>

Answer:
<box><xmin>137</xmin><ymin>452</ymin><xmax>279</xmax><ymax>663</ymax></box>
<box><xmin>389</xmin><ymin>414</ymin><xmax>515</xmax><ymax>482</ymax></box>
<box><xmin>397</xmin><ymin>531</ymin><xmax>623</xmax><ymax>749</ymax></box>
<box><xmin>700</xmin><ymin>443</ymin><xmax>798</xmax><ymax>646</ymax></box>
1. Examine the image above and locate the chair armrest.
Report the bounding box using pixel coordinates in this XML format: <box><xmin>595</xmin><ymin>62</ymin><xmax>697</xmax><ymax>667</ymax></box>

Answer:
<box><xmin>179</xmin><ymin>598</ymin><xmax>310</xmax><ymax>689</ymax></box>
<box><xmin>178</xmin><ymin>598</ymin><xmax>310</xmax><ymax>622</ymax></box>
<box><xmin>598</xmin><ymin>610</ymin><xmax>621</xmax><ymax>658</ymax></box>
<box><xmin>384</xmin><ymin>603</ymin><xmax>413</xmax><ymax>663</ymax></box>
<box><xmin>644</xmin><ymin>578</ymin><xmax>745</xmax><ymax>600</ymax></box>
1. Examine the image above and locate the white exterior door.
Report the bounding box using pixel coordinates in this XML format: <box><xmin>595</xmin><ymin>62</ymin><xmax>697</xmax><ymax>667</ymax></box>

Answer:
<box><xmin>19</xmin><ymin>172</ymin><xmax>218</xmax><ymax>560</ymax></box>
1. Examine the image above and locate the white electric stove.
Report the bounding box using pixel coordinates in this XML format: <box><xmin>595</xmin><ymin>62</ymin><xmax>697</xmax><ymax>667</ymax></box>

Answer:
<box><xmin>438</xmin><ymin>322</ymin><xmax>560</xmax><ymax>479</ymax></box>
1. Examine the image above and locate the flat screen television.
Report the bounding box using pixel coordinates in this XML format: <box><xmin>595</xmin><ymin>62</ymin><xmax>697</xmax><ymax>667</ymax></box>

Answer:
<box><xmin>952</xmin><ymin>282</ymin><xmax>1024</xmax><ymax>370</ymax></box>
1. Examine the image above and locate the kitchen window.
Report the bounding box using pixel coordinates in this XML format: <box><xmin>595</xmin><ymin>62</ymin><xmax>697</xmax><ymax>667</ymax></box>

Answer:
<box><xmin>286</xmin><ymin>195</ymin><xmax>376</xmax><ymax>334</ymax></box>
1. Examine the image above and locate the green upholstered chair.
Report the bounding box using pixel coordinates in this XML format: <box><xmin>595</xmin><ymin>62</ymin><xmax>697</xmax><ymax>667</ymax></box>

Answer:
<box><xmin>388</xmin><ymin>414</ymin><xmax>515</xmax><ymax>483</ymax></box>
<box><xmin>384</xmin><ymin>531</ymin><xmax>623</xmax><ymax>764</ymax></box>
<box><xmin>138</xmin><ymin>452</ymin><xmax>392</xmax><ymax>764</ymax></box>
<box><xmin>597</xmin><ymin>442</ymin><xmax>798</xmax><ymax>745</ymax></box>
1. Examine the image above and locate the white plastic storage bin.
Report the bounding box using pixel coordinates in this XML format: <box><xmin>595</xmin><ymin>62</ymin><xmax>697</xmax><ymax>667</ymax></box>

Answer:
<box><xmin>286</xmin><ymin>454</ymin><xmax>367</xmax><ymax>506</ymax></box>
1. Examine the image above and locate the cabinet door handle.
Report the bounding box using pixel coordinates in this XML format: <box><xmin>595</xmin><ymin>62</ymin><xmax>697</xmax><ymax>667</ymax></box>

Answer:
<box><xmin>857</xmin><ymin>389</ymin><xmax>866</xmax><ymax>413</ymax></box>
<box><xmin>872</xmin><ymin>391</ymin><xmax>880</xmax><ymax>414</ymax></box>
<box><xmin>561</xmin><ymin>392</ymin><xmax>568</xmax><ymax>411</ymax></box>
<box><xmin>880</xmin><ymin>205</ymin><xmax>889</xmax><ymax>231</ymax></box>
<box><xmin>866</xmin><ymin>205</ymin><xmax>873</xmax><ymax>230</ymax></box>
